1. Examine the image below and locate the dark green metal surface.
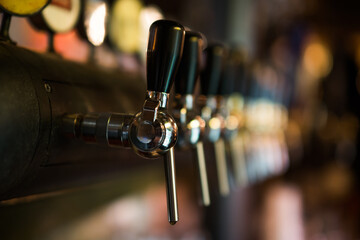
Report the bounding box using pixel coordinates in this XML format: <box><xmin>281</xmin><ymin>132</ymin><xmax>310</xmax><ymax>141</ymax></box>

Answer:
<box><xmin>0</xmin><ymin>42</ymin><xmax>147</xmax><ymax>200</ymax></box>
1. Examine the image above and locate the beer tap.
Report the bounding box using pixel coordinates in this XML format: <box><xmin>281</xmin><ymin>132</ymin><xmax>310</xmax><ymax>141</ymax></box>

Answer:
<box><xmin>173</xmin><ymin>31</ymin><xmax>210</xmax><ymax>206</ymax></box>
<box><xmin>218</xmin><ymin>49</ymin><xmax>247</xmax><ymax>187</ymax></box>
<box><xmin>199</xmin><ymin>44</ymin><xmax>230</xmax><ymax>196</ymax></box>
<box><xmin>226</xmin><ymin>48</ymin><xmax>248</xmax><ymax>187</ymax></box>
<box><xmin>63</xmin><ymin>20</ymin><xmax>185</xmax><ymax>224</ymax></box>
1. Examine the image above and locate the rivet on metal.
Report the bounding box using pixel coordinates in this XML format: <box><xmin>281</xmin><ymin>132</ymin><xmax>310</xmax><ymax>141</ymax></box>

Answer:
<box><xmin>44</xmin><ymin>83</ymin><xmax>52</xmax><ymax>93</ymax></box>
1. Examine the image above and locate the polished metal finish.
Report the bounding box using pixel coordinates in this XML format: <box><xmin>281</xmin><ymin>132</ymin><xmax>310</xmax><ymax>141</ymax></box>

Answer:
<box><xmin>199</xmin><ymin>95</ymin><xmax>231</xmax><ymax>196</ymax></box>
<box><xmin>172</xmin><ymin>30</ymin><xmax>211</xmax><ymax>208</ymax></box>
<box><xmin>214</xmin><ymin>138</ymin><xmax>230</xmax><ymax>196</ymax></box>
<box><xmin>205</xmin><ymin>114</ymin><xmax>223</xmax><ymax>143</ymax></box>
<box><xmin>199</xmin><ymin>43</ymin><xmax>232</xmax><ymax>196</ymax></box>
<box><xmin>107</xmin><ymin>114</ymin><xmax>133</xmax><ymax>148</ymax></box>
<box><xmin>218</xmin><ymin>96</ymin><xmax>243</xmax><ymax>188</ymax></box>
<box><xmin>146</xmin><ymin>90</ymin><xmax>170</xmax><ymax>109</ymax></box>
<box><xmin>201</xmin><ymin>97</ymin><xmax>224</xmax><ymax>143</ymax></box>
<box><xmin>163</xmin><ymin>147</ymin><xmax>179</xmax><ymax>224</ymax></box>
<box><xmin>173</xmin><ymin>95</ymin><xmax>210</xmax><ymax>206</ymax></box>
<box><xmin>185</xmin><ymin>94</ymin><xmax>194</xmax><ymax>110</ymax></box>
<box><xmin>175</xmin><ymin>104</ymin><xmax>204</xmax><ymax>147</ymax></box>
<box><xmin>219</xmin><ymin>97</ymin><xmax>239</xmax><ymax>141</ymax></box>
<box><xmin>63</xmin><ymin>113</ymin><xmax>133</xmax><ymax>148</ymax></box>
<box><xmin>201</xmin><ymin>96</ymin><xmax>219</xmax><ymax>141</ymax></box>
<box><xmin>62</xmin><ymin>114</ymin><xmax>82</xmax><ymax>138</ymax></box>
<box><xmin>129</xmin><ymin>111</ymin><xmax>177</xmax><ymax>158</ymax></box>
<box><xmin>230</xmin><ymin>134</ymin><xmax>248</xmax><ymax>186</ymax></box>
<box><xmin>196</xmin><ymin>141</ymin><xmax>210</xmax><ymax>206</ymax></box>
<box><xmin>141</xmin><ymin>20</ymin><xmax>183</xmax><ymax>224</ymax></box>
<box><xmin>63</xmin><ymin>104</ymin><xmax>177</xmax><ymax>158</ymax></box>
<box><xmin>129</xmin><ymin>91</ymin><xmax>177</xmax><ymax>158</ymax></box>
<box><xmin>62</xmin><ymin>20</ymin><xmax>184</xmax><ymax>225</ymax></box>
<box><xmin>81</xmin><ymin>113</ymin><xmax>103</xmax><ymax>143</ymax></box>
<box><xmin>227</xmin><ymin>94</ymin><xmax>247</xmax><ymax>186</ymax></box>
<box><xmin>142</xmin><ymin>98</ymin><xmax>160</xmax><ymax>122</ymax></box>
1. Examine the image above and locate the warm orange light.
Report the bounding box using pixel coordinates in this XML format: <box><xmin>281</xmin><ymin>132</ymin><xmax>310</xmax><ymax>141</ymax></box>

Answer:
<box><xmin>303</xmin><ymin>40</ymin><xmax>332</xmax><ymax>79</ymax></box>
<box><xmin>226</xmin><ymin>115</ymin><xmax>239</xmax><ymax>130</ymax></box>
<box><xmin>188</xmin><ymin>119</ymin><xmax>200</xmax><ymax>129</ymax></box>
<box><xmin>209</xmin><ymin>117</ymin><xmax>221</xmax><ymax>130</ymax></box>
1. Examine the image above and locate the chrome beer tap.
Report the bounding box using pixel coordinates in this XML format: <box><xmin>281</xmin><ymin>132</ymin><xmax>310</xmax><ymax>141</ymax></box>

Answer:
<box><xmin>217</xmin><ymin>48</ymin><xmax>246</xmax><ymax>188</ymax></box>
<box><xmin>173</xmin><ymin>31</ymin><xmax>210</xmax><ymax>206</ymax></box>
<box><xmin>199</xmin><ymin>44</ymin><xmax>230</xmax><ymax>196</ymax></box>
<box><xmin>63</xmin><ymin>20</ymin><xmax>185</xmax><ymax>224</ymax></box>
<box><xmin>225</xmin><ymin>48</ymin><xmax>249</xmax><ymax>187</ymax></box>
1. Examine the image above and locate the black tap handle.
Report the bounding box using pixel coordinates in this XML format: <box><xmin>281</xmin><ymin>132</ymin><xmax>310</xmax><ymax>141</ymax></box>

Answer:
<box><xmin>147</xmin><ymin>20</ymin><xmax>185</xmax><ymax>93</ymax></box>
<box><xmin>231</xmin><ymin>48</ymin><xmax>246</xmax><ymax>95</ymax></box>
<box><xmin>200</xmin><ymin>44</ymin><xmax>227</xmax><ymax>96</ymax></box>
<box><xmin>174</xmin><ymin>31</ymin><xmax>204</xmax><ymax>95</ymax></box>
<box><xmin>219</xmin><ymin>48</ymin><xmax>244</xmax><ymax>96</ymax></box>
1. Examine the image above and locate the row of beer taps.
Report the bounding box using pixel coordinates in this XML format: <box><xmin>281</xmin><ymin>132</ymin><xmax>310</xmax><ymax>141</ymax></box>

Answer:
<box><xmin>63</xmin><ymin>19</ymin><xmax>289</xmax><ymax>225</ymax></box>
<box><xmin>172</xmin><ymin>31</ymin><xmax>289</xmax><ymax>202</ymax></box>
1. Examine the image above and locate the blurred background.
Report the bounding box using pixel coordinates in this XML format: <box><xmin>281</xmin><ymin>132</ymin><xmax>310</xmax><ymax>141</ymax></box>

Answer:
<box><xmin>1</xmin><ymin>0</ymin><xmax>360</xmax><ymax>239</ymax></box>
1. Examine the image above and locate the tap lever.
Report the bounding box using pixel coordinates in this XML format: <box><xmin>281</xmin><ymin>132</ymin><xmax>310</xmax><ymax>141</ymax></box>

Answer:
<box><xmin>214</xmin><ymin>138</ymin><xmax>230</xmax><ymax>196</ymax></box>
<box><xmin>230</xmin><ymin>135</ymin><xmax>248</xmax><ymax>186</ymax></box>
<box><xmin>163</xmin><ymin>147</ymin><xmax>179</xmax><ymax>225</ymax></box>
<box><xmin>195</xmin><ymin>141</ymin><xmax>210</xmax><ymax>206</ymax></box>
